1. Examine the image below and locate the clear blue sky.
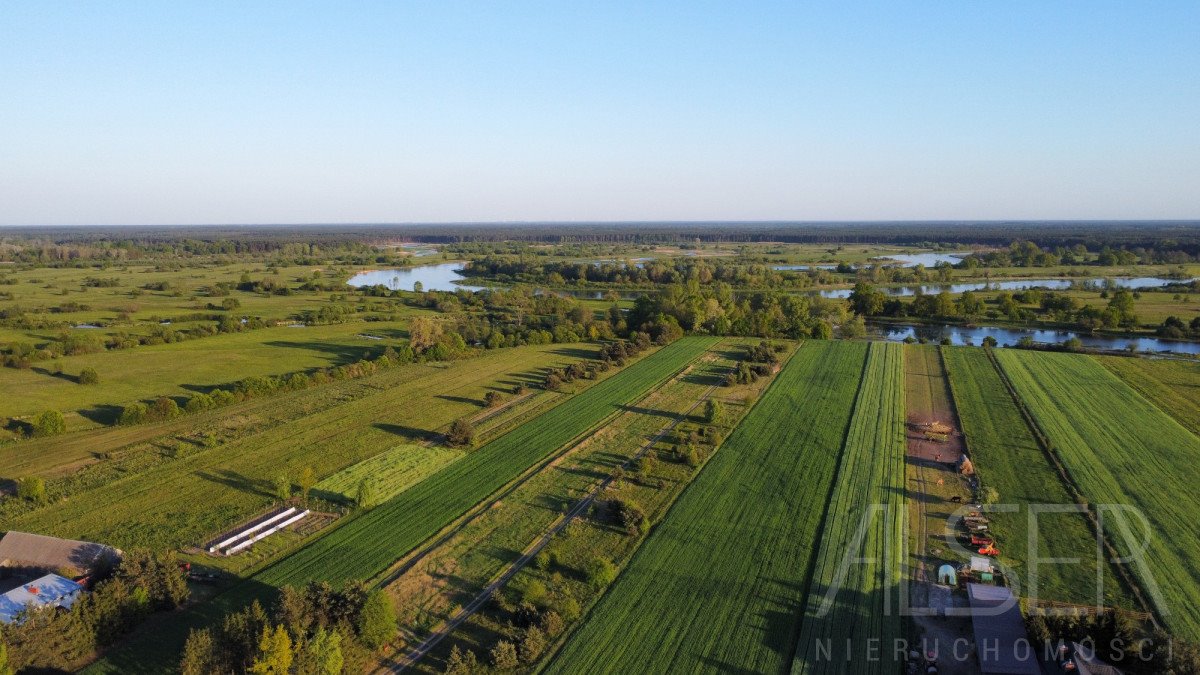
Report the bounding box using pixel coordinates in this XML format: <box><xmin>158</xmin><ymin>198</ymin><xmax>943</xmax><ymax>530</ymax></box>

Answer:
<box><xmin>1</xmin><ymin>1</ymin><xmax>1197</xmax><ymax>225</ymax></box>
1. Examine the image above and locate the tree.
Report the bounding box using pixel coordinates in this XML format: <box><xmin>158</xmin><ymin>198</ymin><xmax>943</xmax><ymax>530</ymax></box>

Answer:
<box><xmin>78</xmin><ymin>367</ymin><xmax>100</xmax><ymax>385</ymax></box>
<box><xmin>250</xmin><ymin>625</ymin><xmax>293</xmax><ymax>675</ymax></box>
<box><xmin>444</xmin><ymin>644</ymin><xmax>479</xmax><ymax>675</ymax></box>
<box><xmin>848</xmin><ymin>282</ymin><xmax>884</xmax><ymax>316</ymax></box>
<box><xmin>810</xmin><ymin>320</ymin><xmax>833</xmax><ymax>340</ymax></box>
<box><xmin>297</xmin><ymin>466</ymin><xmax>316</xmax><ymax>502</ymax></box>
<box><xmin>408</xmin><ymin>316</ymin><xmax>442</xmax><ymax>351</ymax></box>
<box><xmin>357</xmin><ymin>477</ymin><xmax>379</xmax><ymax>509</ymax></box>
<box><xmin>489</xmin><ymin>640</ymin><xmax>519</xmax><ymax>670</ymax></box>
<box><xmin>151</xmin><ymin>396</ymin><xmax>181</xmax><ymax>421</ymax></box>
<box><xmin>356</xmin><ymin>590</ymin><xmax>396</xmax><ymax>649</ymax></box>
<box><xmin>273</xmin><ymin>474</ymin><xmax>292</xmax><ymax>502</ymax></box>
<box><xmin>306</xmin><ymin>627</ymin><xmax>343</xmax><ymax>675</ymax></box>
<box><xmin>841</xmin><ymin>315</ymin><xmax>867</xmax><ymax>339</ymax></box>
<box><xmin>519</xmin><ymin>626</ymin><xmax>547</xmax><ymax>663</ymax></box>
<box><xmin>982</xmin><ymin>335</ymin><xmax>998</xmax><ymax>348</ymax></box>
<box><xmin>31</xmin><ymin>410</ymin><xmax>65</xmax><ymax>437</ymax></box>
<box><xmin>703</xmin><ymin>399</ymin><xmax>724</xmax><ymax>425</ymax></box>
<box><xmin>447</xmin><ymin>418</ymin><xmax>475</xmax><ymax>447</ymax></box>
<box><xmin>17</xmin><ymin>476</ymin><xmax>47</xmax><ymax>505</ymax></box>
<box><xmin>180</xmin><ymin>629</ymin><xmax>216</xmax><ymax>675</ymax></box>
<box><xmin>484</xmin><ymin>390</ymin><xmax>504</xmax><ymax>408</ymax></box>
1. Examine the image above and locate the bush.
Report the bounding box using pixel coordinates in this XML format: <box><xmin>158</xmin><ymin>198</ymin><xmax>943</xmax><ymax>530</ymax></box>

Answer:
<box><xmin>703</xmin><ymin>399</ymin><xmax>724</xmax><ymax>425</ymax></box>
<box><xmin>17</xmin><ymin>476</ymin><xmax>47</xmax><ymax>505</ymax></box>
<box><xmin>30</xmin><ymin>410</ymin><xmax>66</xmax><ymax>437</ymax></box>
<box><xmin>446</xmin><ymin>418</ymin><xmax>475</xmax><ymax>447</ymax></box>
<box><xmin>584</xmin><ymin>556</ymin><xmax>617</xmax><ymax>590</ymax></box>
<box><xmin>78</xmin><ymin>367</ymin><xmax>100</xmax><ymax>385</ymax></box>
<box><xmin>119</xmin><ymin>402</ymin><xmax>149</xmax><ymax>426</ymax></box>
<box><xmin>484</xmin><ymin>391</ymin><xmax>505</xmax><ymax>408</ymax></box>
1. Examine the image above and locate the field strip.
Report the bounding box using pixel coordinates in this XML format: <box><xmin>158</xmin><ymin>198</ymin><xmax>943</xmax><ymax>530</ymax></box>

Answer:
<box><xmin>992</xmin><ymin>350</ymin><xmax>1191</xmax><ymax>634</ymax></box>
<box><xmin>83</xmin><ymin>336</ymin><xmax>716</xmax><ymax>674</ymax></box>
<box><xmin>942</xmin><ymin>347</ymin><xmax>1135</xmax><ymax>608</ymax></box>
<box><xmin>380</xmin><ymin>351</ymin><xmax>732</xmax><ymax>672</ymax></box>
<box><xmin>793</xmin><ymin>341</ymin><xmax>906</xmax><ymax>675</ymax></box>
<box><xmin>543</xmin><ymin>341</ymin><xmax>868</xmax><ymax>675</ymax></box>
<box><xmin>368</xmin><ymin>346</ymin><xmax>713</xmax><ymax>589</ymax></box>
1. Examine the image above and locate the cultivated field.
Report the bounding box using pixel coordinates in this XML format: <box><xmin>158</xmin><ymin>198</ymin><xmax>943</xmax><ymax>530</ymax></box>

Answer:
<box><xmin>87</xmin><ymin>336</ymin><xmax>716</xmax><ymax>673</ymax></box>
<box><xmin>942</xmin><ymin>347</ymin><xmax>1130</xmax><ymax>607</ymax></box>
<box><xmin>995</xmin><ymin>349</ymin><xmax>1200</xmax><ymax>639</ymax></box>
<box><xmin>545</xmin><ymin>341</ymin><xmax>868</xmax><ymax>674</ymax></box>
<box><xmin>3</xmin><ymin>344</ymin><xmax>581</xmax><ymax>551</ymax></box>
<box><xmin>1099</xmin><ymin>355</ymin><xmax>1200</xmax><ymax>436</ymax></box>
<box><xmin>793</xmin><ymin>342</ymin><xmax>906</xmax><ymax>675</ymax></box>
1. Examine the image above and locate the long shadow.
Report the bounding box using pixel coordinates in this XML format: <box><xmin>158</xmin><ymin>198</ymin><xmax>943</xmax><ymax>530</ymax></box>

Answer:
<box><xmin>549</xmin><ymin>346</ymin><xmax>599</xmax><ymax>359</ymax></box>
<box><xmin>616</xmin><ymin>404</ymin><xmax>677</xmax><ymax>420</ymax></box>
<box><xmin>32</xmin><ymin>366</ymin><xmax>79</xmax><ymax>383</ymax></box>
<box><xmin>682</xmin><ymin>370</ymin><xmax>723</xmax><ymax>386</ymax></box>
<box><xmin>79</xmin><ymin>404</ymin><xmax>124</xmax><ymax>426</ymax></box>
<box><xmin>436</xmin><ymin>394</ymin><xmax>482</xmax><ymax>407</ymax></box>
<box><xmin>261</xmin><ymin>340</ymin><xmax>375</xmax><ymax>366</ymax></box>
<box><xmin>195</xmin><ymin>469</ymin><xmax>273</xmax><ymax>498</ymax></box>
<box><xmin>373</xmin><ymin>422</ymin><xmax>441</xmax><ymax>444</ymax></box>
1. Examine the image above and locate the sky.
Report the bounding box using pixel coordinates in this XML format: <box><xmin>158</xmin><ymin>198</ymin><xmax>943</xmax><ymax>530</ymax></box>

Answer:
<box><xmin>1</xmin><ymin>1</ymin><xmax>1198</xmax><ymax>225</ymax></box>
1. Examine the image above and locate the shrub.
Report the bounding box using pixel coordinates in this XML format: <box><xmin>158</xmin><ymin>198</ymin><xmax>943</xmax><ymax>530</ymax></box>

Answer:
<box><xmin>584</xmin><ymin>556</ymin><xmax>617</xmax><ymax>590</ymax></box>
<box><xmin>30</xmin><ymin>410</ymin><xmax>66</xmax><ymax>437</ymax></box>
<box><xmin>17</xmin><ymin>476</ymin><xmax>47</xmax><ymax>505</ymax></box>
<box><xmin>119</xmin><ymin>402</ymin><xmax>149</xmax><ymax>425</ymax></box>
<box><xmin>78</xmin><ymin>367</ymin><xmax>100</xmax><ymax>385</ymax></box>
<box><xmin>446</xmin><ymin>418</ymin><xmax>475</xmax><ymax>447</ymax></box>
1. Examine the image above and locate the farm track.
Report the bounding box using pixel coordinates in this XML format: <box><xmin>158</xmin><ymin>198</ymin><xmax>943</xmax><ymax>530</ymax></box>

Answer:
<box><xmin>384</xmin><ymin>355</ymin><xmax>731</xmax><ymax>672</ymax></box>
<box><xmin>545</xmin><ymin>341</ymin><xmax>868</xmax><ymax>675</ymax></box>
<box><xmin>992</xmin><ymin>350</ymin><xmax>1185</xmax><ymax>633</ymax></box>
<box><xmin>84</xmin><ymin>337</ymin><xmax>716</xmax><ymax>674</ymax></box>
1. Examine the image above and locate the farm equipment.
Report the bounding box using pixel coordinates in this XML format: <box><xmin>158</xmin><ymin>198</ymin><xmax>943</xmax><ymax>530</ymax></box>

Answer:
<box><xmin>978</xmin><ymin>543</ymin><xmax>1000</xmax><ymax>557</ymax></box>
<box><xmin>970</xmin><ymin>535</ymin><xmax>993</xmax><ymax>547</ymax></box>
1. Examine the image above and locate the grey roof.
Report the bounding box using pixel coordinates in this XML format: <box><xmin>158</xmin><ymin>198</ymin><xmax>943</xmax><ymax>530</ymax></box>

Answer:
<box><xmin>967</xmin><ymin>583</ymin><xmax>1042</xmax><ymax>674</ymax></box>
<box><xmin>0</xmin><ymin>531</ymin><xmax>119</xmax><ymax>573</ymax></box>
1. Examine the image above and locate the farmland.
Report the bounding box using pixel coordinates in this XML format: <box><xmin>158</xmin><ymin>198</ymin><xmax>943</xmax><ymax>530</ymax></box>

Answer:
<box><xmin>544</xmin><ymin>341</ymin><xmax>868</xmax><ymax>674</ymax></box>
<box><xmin>392</xmin><ymin>340</ymin><xmax>767</xmax><ymax>671</ymax></box>
<box><xmin>995</xmin><ymin>349</ymin><xmax>1200</xmax><ymax>639</ymax></box>
<box><xmin>1099</xmin><ymin>355</ymin><xmax>1200</xmax><ymax>436</ymax></box>
<box><xmin>86</xmin><ymin>336</ymin><xmax>716</xmax><ymax>673</ymax></box>
<box><xmin>312</xmin><ymin>444</ymin><xmax>457</xmax><ymax>504</ymax></box>
<box><xmin>942</xmin><ymin>347</ymin><xmax>1130</xmax><ymax>607</ymax></box>
<box><xmin>793</xmin><ymin>342</ymin><xmax>906</xmax><ymax>675</ymax></box>
<box><xmin>2</xmin><ymin>343</ymin><xmax>583</xmax><ymax>552</ymax></box>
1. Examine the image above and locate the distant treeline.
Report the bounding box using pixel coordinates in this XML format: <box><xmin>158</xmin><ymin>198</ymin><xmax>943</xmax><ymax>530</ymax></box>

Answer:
<box><xmin>4</xmin><ymin>221</ymin><xmax>1200</xmax><ymax>252</ymax></box>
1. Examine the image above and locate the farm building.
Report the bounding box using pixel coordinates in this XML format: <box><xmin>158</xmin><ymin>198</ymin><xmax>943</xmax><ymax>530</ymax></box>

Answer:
<box><xmin>0</xmin><ymin>531</ymin><xmax>121</xmax><ymax>577</ymax></box>
<box><xmin>967</xmin><ymin>583</ymin><xmax>1040</xmax><ymax>674</ymax></box>
<box><xmin>0</xmin><ymin>573</ymin><xmax>84</xmax><ymax>624</ymax></box>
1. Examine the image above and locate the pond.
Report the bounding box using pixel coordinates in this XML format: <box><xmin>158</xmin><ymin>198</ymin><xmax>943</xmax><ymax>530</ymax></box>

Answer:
<box><xmin>346</xmin><ymin>263</ymin><xmax>486</xmax><ymax>293</ymax></box>
<box><xmin>815</xmin><ymin>277</ymin><xmax>1191</xmax><ymax>299</ymax></box>
<box><xmin>875</xmin><ymin>252</ymin><xmax>969</xmax><ymax>267</ymax></box>
<box><xmin>869</xmin><ymin>322</ymin><xmax>1200</xmax><ymax>355</ymax></box>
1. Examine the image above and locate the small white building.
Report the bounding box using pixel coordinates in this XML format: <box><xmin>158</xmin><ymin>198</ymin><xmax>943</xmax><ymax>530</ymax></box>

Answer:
<box><xmin>0</xmin><ymin>573</ymin><xmax>84</xmax><ymax>624</ymax></box>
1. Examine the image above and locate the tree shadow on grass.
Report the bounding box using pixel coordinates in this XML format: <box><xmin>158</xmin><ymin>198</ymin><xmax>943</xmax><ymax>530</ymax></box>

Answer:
<box><xmin>373</xmin><ymin>422</ymin><xmax>442</xmax><ymax>444</ymax></box>
<box><xmin>196</xmin><ymin>469</ymin><xmax>273</xmax><ymax>498</ymax></box>
<box><xmin>32</xmin><ymin>366</ymin><xmax>79</xmax><ymax>383</ymax></box>
<box><xmin>617</xmin><ymin>404</ymin><xmax>677</xmax><ymax>420</ymax></box>
<box><xmin>549</xmin><ymin>346</ymin><xmax>599</xmax><ymax>360</ymax></box>
<box><xmin>79</xmin><ymin>403</ymin><xmax>124</xmax><ymax>426</ymax></box>
<box><xmin>261</xmin><ymin>340</ymin><xmax>375</xmax><ymax>366</ymax></box>
<box><xmin>436</xmin><ymin>394</ymin><xmax>482</xmax><ymax>407</ymax></box>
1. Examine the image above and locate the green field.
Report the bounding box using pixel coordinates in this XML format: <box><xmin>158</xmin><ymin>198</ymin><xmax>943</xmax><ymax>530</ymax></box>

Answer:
<box><xmin>793</xmin><ymin>342</ymin><xmax>905</xmax><ymax>675</ymax></box>
<box><xmin>3</xmin><ymin>343</ymin><xmax>582</xmax><ymax>551</ymax></box>
<box><xmin>995</xmin><ymin>349</ymin><xmax>1200</xmax><ymax>639</ymax></box>
<box><xmin>942</xmin><ymin>347</ymin><xmax>1130</xmax><ymax>607</ymax></box>
<box><xmin>312</xmin><ymin>443</ymin><xmax>458</xmax><ymax>504</ymax></box>
<box><xmin>1099</xmin><ymin>355</ymin><xmax>1200</xmax><ymax>436</ymax></box>
<box><xmin>545</xmin><ymin>341</ymin><xmax>868</xmax><ymax>675</ymax></box>
<box><xmin>86</xmin><ymin>336</ymin><xmax>716</xmax><ymax>673</ymax></box>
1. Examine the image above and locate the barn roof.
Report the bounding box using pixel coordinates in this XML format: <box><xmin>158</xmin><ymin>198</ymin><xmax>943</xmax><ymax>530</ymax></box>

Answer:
<box><xmin>967</xmin><ymin>583</ymin><xmax>1041</xmax><ymax>674</ymax></box>
<box><xmin>0</xmin><ymin>531</ymin><xmax>119</xmax><ymax>573</ymax></box>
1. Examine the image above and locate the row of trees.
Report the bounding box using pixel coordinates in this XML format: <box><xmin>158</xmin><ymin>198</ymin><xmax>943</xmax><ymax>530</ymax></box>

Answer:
<box><xmin>179</xmin><ymin>582</ymin><xmax>395</xmax><ymax>674</ymax></box>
